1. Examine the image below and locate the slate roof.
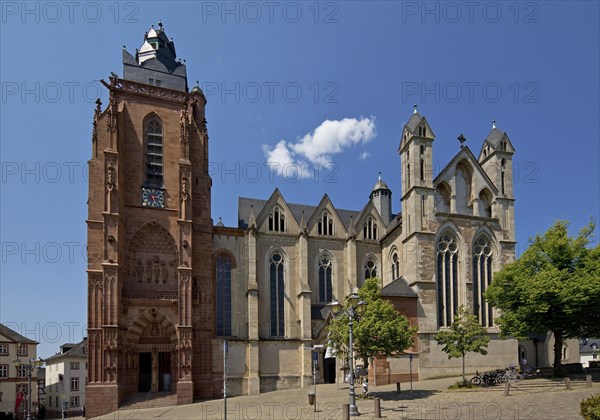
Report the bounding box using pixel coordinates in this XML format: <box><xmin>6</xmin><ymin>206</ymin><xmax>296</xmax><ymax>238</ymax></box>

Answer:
<box><xmin>484</xmin><ymin>128</ymin><xmax>507</xmax><ymax>148</ymax></box>
<box><xmin>238</xmin><ymin>196</ymin><xmax>399</xmax><ymax>232</ymax></box>
<box><xmin>238</xmin><ymin>197</ymin><xmax>362</xmax><ymax>230</ymax></box>
<box><xmin>380</xmin><ymin>277</ymin><xmax>418</xmax><ymax>298</ymax></box>
<box><xmin>0</xmin><ymin>323</ymin><xmax>38</xmax><ymax>344</ymax></box>
<box><xmin>405</xmin><ymin>112</ymin><xmax>423</xmax><ymax>133</ymax></box>
<box><xmin>44</xmin><ymin>338</ymin><xmax>87</xmax><ymax>364</ymax></box>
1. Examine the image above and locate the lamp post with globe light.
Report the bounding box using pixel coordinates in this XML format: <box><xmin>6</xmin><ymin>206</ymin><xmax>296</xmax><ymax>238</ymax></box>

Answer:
<box><xmin>13</xmin><ymin>357</ymin><xmax>44</xmax><ymax>420</ymax></box>
<box><xmin>329</xmin><ymin>292</ymin><xmax>367</xmax><ymax>417</ymax></box>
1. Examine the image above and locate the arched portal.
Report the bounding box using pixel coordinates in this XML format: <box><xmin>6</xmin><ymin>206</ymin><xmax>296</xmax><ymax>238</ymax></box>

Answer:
<box><xmin>124</xmin><ymin>308</ymin><xmax>178</xmax><ymax>394</ymax></box>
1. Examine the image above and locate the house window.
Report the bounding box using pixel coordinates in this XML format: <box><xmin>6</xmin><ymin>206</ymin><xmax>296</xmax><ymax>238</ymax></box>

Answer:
<box><xmin>71</xmin><ymin>377</ymin><xmax>79</xmax><ymax>392</ymax></box>
<box><xmin>0</xmin><ymin>364</ymin><xmax>7</xmax><ymax>378</ymax></box>
<box><xmin>473</xmin><ymin>236</ymin><xmax>494</xmax><ymax>327</ymax></box>
<box><xmin>437</xmin><ymin>231</ymin><xmax>460</xmax><ymax>327</ymax></box>
<box><xmin>270</xmin><ymin>252</ymin><xmax>285</xmax><ymax>337</ymax></box>
<box><xmin>318</xmin><ymin>212</ymin><xmax>334</xmax><ymax>236</ymax></box>
<box><xmin>17</xmin><ymin>366</ymin><xmax>27</xmax><ymax>378</ymax></box>
<box><xmin>145</xmin><ymin>116</ymin><xmax>164</xmax><ymax>186</ymax></box>
<box><xmin>268</xmin><ymin>206</ymin><xmax>286</xmax><ymax>232</ymax></box>
<box><xmin>391</xmin><ymin>253</ymin><xmax>400</xmax><ymax>280</ymax></box>
<box><xmin>318</xmin><ymin>255</ymin><xmax>333</xmax><ymax>303</ymax></box>
<box><xmin>364</xmin><ymin>258</ymin><xmax>377</xmax><ymax>280</ymax></box>
<box><xmin>0</xmin><ymin>344</ymin><xmax>7</xmax><ymax>355</ymax></box>
<box><xmin>56</xmin><ymin>396</ymin><xmax>59</xmax><ymax>408</ymax></box>
<box><xmin>216</xmin><ymin>254</ymin><xmax>232</xmax><ymax>336</ymax></box>
<box><xmin>70</xmin><ymin>396</ymin><xmax>79</xmax><ymax>407</ymax></box>
<box><xmin>363</xmin><ymin>217</ymin><xmax>378</xmax><ymax>240</ymax></box>
<box><xmin>70</xmin><ymin>361</ymin><xmax>79</xmax><ymax>370</ymax></box>
<box><xmin>17</xmin><ymin>344</ymin><xmax>27</xmax><ymax>356</ymax></box>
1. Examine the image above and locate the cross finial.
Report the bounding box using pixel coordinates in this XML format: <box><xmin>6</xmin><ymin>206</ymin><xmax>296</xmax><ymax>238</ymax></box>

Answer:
<box><xmin>457</xmin><ymin>134</ymin><xmax>466</xmax><ymax>148</ymax></box>
<box><xmin>492</xmin><ymin>120</ymin><xmax>496</xmax><ymax>129</ymax></box>
<box><xmin>413</xmin><ymin>104</ymin><xmax>418</xmax><ymax>114</ymax></box>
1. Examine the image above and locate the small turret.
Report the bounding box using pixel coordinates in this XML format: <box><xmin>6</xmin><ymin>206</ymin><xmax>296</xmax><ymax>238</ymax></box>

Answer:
<box><xmin>370</xmin><ymin>172</ymin><xmax>392</xmax><ymax>225</ymax></box>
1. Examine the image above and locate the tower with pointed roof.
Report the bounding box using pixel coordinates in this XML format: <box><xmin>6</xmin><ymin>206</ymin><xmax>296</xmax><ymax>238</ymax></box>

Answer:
<box><xmin>86</xmin><ymin>24</ymin><xmax>215</xmax><ymax>418</ymax></box>
<box><xmin>370</xmin><ymin>173</ymin><xmax>392</xmax><ymax>225</ymax></box>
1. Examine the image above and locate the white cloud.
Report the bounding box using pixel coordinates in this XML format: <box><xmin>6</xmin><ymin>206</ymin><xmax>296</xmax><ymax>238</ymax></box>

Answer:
<box><xmin>359</xmin><ymin>151</ymin><xmax>370</xmax><ymax>160</ymax></box>
<box><xmin>263</xmin><ymin>117</ymin><xmax>376</xmax><ymax>179</ymax></box>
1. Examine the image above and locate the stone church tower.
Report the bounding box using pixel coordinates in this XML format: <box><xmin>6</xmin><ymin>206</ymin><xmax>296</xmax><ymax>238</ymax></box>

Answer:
<box><xmin>86</xmin><ymin>24</ymin><xmax>218</xmax><ymax>417</ymax></box>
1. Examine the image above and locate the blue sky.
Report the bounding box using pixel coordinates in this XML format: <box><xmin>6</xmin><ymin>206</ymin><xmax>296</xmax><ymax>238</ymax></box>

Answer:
<box><xmin>1</xmin><ymin>1</ymin><xmax>598</xmax><ymax>357</ymax></box>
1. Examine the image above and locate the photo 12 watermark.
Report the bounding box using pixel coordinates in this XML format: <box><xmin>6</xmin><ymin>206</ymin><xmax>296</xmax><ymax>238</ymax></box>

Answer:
<box><xmin>200</xmin><ymin>1</ymin><xmax>340</xmax><ymax>24</ymax></box>
<box><xmin>1</xmin><ymin>1</ymin><xmax>140</xmax><ymax>24</ymax></box>
<box><xmin>400</xmin><ymin>1</ymin><xmax>540</xmax><ymax>24</ymax></box>
<box><xmin>401</xmin><ymin>81</ymin><xmax>540</xmax><ymax>104</ymax></box>
<box><xmin>1</xmin><ymin>81</ymin><xmax>105</xmax><ymax>104</ymax></box>
<box><xmin>200</xmin><ymin>81</ymin><xmax>339</xmax><ymax>104</ymax></box>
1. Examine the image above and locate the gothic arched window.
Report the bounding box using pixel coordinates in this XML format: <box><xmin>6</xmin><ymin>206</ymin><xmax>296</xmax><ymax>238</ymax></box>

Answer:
<box><xmin>437</xmin><ymin>231</ymin><xmax>460</xmax><ymax>327</ymax></box>
<box><xmin>268</xmin><ymin>206</ymin><xmax>286</xmax><ymax>232</ymax></box>
<box><xmin>363</xmin><ymin>217</ymin><xmax>378</xmax><ymax>240</ymax></box>
<box><xmin>145</xmin><ymin>116</ymin><xmax>163</xmax><ymax>186</ymax></box>
<box><xmin>318</xmin><ymin>255</ymin><xmax>333</xmax><ymax>303</ymax></box>
<box><xmin>215</xmin><ymin>254</ymin><xmax>232</xmax><ymax>336</ymax></box>
<box><xmin>318</xmin><ymin>212</ymin><xmax>334</xmax><ymax>236</ymax></box>
<box><xmin>473</xmin><ymin>236</ymin><xmax>493</xmax><ymax>327</ymax></box>
<box><xmin>391</xmin><ymin>252</ymin><xmax>400</xmax><ymax>280</ymax></box>
<box><xmin>364</xmin><ymin>258</ymin><xmax>377</xmax><ymax>280</ymax></box>
<box><xmin>270</xmin><ymin>252</ymin><xmax>285</xmax><ymax>336</ymax></box>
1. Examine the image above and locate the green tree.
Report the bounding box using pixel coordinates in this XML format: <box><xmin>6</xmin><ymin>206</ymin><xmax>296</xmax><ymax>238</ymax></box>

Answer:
<box><xmin>485</xmin><ymin>220</ymin><xmax>600</xmax><ymax>376</ymax></box>
<box><xmin>434</xmin><ymin>305</ymin><xmax>490</xmax><ymax>383</ymax></box>
<box><xmin>327</xmin><ymin>278</ymin><xmax>417</xmax><ymax>367</ymax></box>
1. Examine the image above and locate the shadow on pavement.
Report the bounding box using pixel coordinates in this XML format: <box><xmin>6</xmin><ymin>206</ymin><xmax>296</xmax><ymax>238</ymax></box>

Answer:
<box><xmin>370</xmin><ymin>389</ymin><xmax>439</xmax><ymax>401</ymax></box>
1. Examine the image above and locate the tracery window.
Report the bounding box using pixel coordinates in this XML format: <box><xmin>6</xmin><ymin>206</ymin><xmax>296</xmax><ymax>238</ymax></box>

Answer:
<box><xmin>268</xmin><ymin>206</ymin><xmax>286</xmax><ymax>232</ymax></box>
<box><xmin>270</xmin><ymin>252</ymin><xmax>285</xmax><ymax>336</ymax></box>
<box><xmin>318</xmin><ymin>212</ymin><xmax>334</xmax><ymax>236</ymax></box>
<box><xmin>363</xmin><ymin>217</ymin><xmax>378</xmax><ymax>240</ymax></box>
<box><xmin>437</xmin><ymin>232</ymin><xmax>460</xmax><ymax>327</ymax></box>
<box><xmin>473</xmin><ymin>236</ymin><xmax>493</xmax><ymax>327</ymax></box>
<box><xmin>391</xmin><ymin>252</ymin><xmax>400</xmax><ymax>280</ymax></box>
<box><xmin>145</xmin><ymin>117</ymin><xmax>163</xmax><ymax>186</ymax></box>
<box><xmin>364</xmin><ymin>258</ymin><xmax>377</xmax><ymax>280</ymax></box>
<box><xmin>318</xmin><ymin>255</ymin><xmax>333</xmax><ymax>303</ymax></box>
<box><xmin>216</xmin><ymin>254</ymin><xmax>232</xmax><ymax>336</ymax></box>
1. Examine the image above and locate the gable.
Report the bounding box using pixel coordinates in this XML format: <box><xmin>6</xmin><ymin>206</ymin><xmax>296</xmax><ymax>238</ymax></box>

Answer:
<box><xmin>434</xmin><ymin>147</ymin><xmax>499</xmax><ymax>207</ymax></box>
<box><xmin>306</xmin><ymin>195</ymin><xmax>348</xmax><ymax>238</ymax></box>
<box><xmin>255</xmin><ymin>189</ymin><xmax>300</xmax><ymax>234</ymax></box>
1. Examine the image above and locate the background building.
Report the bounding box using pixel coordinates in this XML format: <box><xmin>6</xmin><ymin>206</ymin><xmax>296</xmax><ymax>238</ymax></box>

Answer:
<box><xmin>0</xmin><ymin>323</ymin><xmax>39</xmax><ymax>417</ymax></box>
<box><xmin>44</xmin><ymin>339</ymin><xmax>87</xmax><ymax>418</ymax></box>
<box><xmin>86</xmin><ymin>24</ymin><xmax>519</xmax><ymax>417</ymax></box>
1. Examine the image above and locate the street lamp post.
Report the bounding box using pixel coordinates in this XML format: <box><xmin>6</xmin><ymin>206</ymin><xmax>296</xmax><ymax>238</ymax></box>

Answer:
<box><xmin>329</xmin><ymin>292</ymin><xmax>367</xmax><ymax>417</ymax></box>
<box><xmin>13</xmin><ymin>357</ymin><xmax>44</xmax><ymax>420</ymax></box>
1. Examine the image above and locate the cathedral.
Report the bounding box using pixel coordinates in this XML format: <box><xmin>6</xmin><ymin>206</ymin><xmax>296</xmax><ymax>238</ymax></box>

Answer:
<box><xmin>86</xmin><ymin>25</ymin><xmax>518</xmax><ymax>417</ymax></box>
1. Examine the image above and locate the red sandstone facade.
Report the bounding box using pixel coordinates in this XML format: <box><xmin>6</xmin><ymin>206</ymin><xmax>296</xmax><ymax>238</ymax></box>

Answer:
<box><xmin>85</xmin><ymin>32</ymin><xmax>219</xmax><ymax>415</ymax></box>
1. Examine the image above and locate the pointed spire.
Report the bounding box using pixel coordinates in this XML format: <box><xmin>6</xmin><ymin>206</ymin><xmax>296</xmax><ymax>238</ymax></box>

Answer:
<box><xmin>492</xmin><ymin>120</ymin><xmax>497</xmax><ymax>129</ymax></box>
<box><xmin>413</xmin><ymin>104</ymin><xmax>418</xmax><ymax>114</ymax></box>
<box><xmin>378</xmin><ymin>171</ymin><xmax>382</xmax><ymax>181</ymax></box>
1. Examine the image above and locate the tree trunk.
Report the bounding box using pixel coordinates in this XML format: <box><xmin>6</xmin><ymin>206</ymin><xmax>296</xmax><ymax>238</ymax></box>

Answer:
<box><xmin>553</xmin><ymin>330</ymin><xmax>563</xmax><ymax>377</ymax></box>
<box><xmin>462</xmin><ymin>353</ymin><xmax>466</xmax><ymax>383</ymax></box>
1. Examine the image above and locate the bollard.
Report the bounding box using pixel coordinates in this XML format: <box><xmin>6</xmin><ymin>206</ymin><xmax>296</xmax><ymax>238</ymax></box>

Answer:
<box><xmin>504</xmin><ymin>382</ymin><xmax>510</xmax><ymax>396</ymax></box>
<box><xmin>396</xmin><ymin>382</ymin><xmax>401</xmax><ymax>392</ymax></box>
<box><xmin>565</xmin><ymin>377</ymin><xmax>572</xmax><ymax>390</ymax></box>
<box><xmin>343</xmin><ymin>403</ymin><xmax>350</xmax><ymax>420</ymax></box>
<box><xmin>587</xmin><ymin>374</ymin><xmax>592</xmax><ymax>388</ymax></box>
<box><xmin>374</xmin><ymin>397</ymin><xmax>381</xmax><ymax>418</ymax></box>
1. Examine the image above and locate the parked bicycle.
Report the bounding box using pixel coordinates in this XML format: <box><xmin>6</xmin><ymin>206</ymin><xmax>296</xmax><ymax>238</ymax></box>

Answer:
<box><xmin>470</xmin><ymin>370</ymin><xmax>497</xmax><ymax>386</ymax></box>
